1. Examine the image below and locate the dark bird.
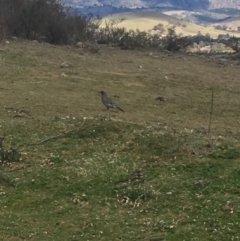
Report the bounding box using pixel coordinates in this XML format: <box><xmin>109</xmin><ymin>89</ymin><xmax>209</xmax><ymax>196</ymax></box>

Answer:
<box><xmin>98</xmin><ymin>91</ymin><xmax>124</xmax><ymax>112</ymax></box>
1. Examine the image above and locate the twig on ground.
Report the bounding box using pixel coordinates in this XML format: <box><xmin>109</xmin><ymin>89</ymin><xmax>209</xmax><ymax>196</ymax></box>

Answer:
<box><xmin>180</xmin><ymin>219</ymin><xmax>217</xmax><ymax>224</ymax></box>
<box><xmin>31</xmin><ymin>118</ymin><xmax>85</xmax><ymax>145</ymax></box>
<box><xmin>7</xmin><ymin>164</ymin><xmax>32</xmax><ymax>172</ymax></box>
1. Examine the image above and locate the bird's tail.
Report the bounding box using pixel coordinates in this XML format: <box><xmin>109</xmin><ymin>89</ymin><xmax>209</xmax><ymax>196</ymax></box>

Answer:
<box><xmin>117</xmin><ymin>106</ymin><xmax>124</xmax><ymax>112</ymax></box>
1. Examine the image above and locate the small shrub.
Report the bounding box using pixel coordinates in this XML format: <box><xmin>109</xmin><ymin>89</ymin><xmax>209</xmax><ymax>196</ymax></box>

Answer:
<box><xmin>162</xmin><ymin>27</ymin><xmax>193</xmax><ymax>52</ymax></box>
<box><xmin>214</xmin><ymin>25</ymin><xmax>227</xmax><ymax>31</ymax></box>
<box><xmin>153</xmin><ymin>23</ymin><xmax>165</xmax><ymax>33</ymax></box>
<box><xmin>96</xmin><ymin>23</ymin><xmax>194</xmax><ymax>52</ymax></box>
<box><xmin>225</xmin><ymin>37</ymin><xmax>240</xmax><ymax>53</ymax></box>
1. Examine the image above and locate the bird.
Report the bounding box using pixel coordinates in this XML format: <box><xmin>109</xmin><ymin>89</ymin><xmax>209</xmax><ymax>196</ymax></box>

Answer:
<box><xmin>98</xmin><ymin>91</ymin><xmax>124</xmax><ymax>112</ymax></box>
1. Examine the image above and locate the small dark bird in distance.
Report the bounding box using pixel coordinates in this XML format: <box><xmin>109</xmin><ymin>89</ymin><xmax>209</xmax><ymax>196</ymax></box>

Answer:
<box><xmin>98</xmin><ymin>91</ymin><xmax>124</xmax><ymax>112</ymax></box>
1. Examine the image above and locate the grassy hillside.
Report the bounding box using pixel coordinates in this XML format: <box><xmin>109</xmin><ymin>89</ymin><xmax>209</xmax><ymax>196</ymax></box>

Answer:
<box><xmin>101</xmin><ymin>11</ymin><xmax>240</xmax><ymax>38</ymax></box>
<box><xmin>1</xmin><ymin>39</ymin><xmax>240</xmax><ymax>240</ymax></box>
<box><xmin>210</xmin><ymin>17</ymin><xmax>240</xmax><ymax>31</ymax></box>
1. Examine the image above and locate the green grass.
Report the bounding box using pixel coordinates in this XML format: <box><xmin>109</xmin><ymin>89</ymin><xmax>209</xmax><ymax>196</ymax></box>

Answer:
<box><xmin>0</xmin><ymin>39</ymin><xmax>240</xmax><ymax>240</ymax></box>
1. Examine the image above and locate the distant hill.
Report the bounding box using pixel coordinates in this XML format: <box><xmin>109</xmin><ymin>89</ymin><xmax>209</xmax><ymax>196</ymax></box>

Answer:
<box><xmin>64</xmin><ymin>0</ymin><xmax>240</xmax><ymax>34</ymax></box>
<box><xmin>100</xmin><ymin>11</ymin><xmax>240</xmax><ymax>38</ymax></box>
<box><xmin>64</xmin><ymin>0</ymin><xmax>240</xmax><ymax>13</ymax></box>
<box><xmin>64</xmin><ymin>0</ymin><xmax>208</xmax><ymax>9</ymax></box>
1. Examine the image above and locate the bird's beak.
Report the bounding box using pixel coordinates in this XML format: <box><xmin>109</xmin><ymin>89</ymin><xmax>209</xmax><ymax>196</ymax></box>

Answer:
<box><xmin>97</xmin><ymin>91</ymin><xmax>101</xmax><ymax>94</ymax></box>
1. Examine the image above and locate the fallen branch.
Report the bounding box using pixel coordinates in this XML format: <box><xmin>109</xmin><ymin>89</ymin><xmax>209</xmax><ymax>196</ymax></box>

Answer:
<box><xmin>7</xmin><ymin>164</ymin><xmax>32</xmax><ymax>172</ymax></box>
<box><xmin>114</xmin><ymin>170</ymin><xmax>144</xmax><ymax>184</ymax></box>
<box><xmin>180</xmin><ymin>219</ymin><xmax>217</xmax><ymax>224</ymax></box>
<box><xmin>31</xmin><ymin>118</ymin><xmax>85</xmax><ymax>145</ymax></box>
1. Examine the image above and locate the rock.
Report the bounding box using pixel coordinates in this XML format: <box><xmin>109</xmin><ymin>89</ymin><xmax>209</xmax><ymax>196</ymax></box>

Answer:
<box><xmin>60</xmin><ymin>62</ymin><xmax>69</xmax><ymax>68</ymax></box>
<box><xmin>220</xmin><ymin>58</ymin><xmax>227</xmax><ymax>62</ymax></box>
<box><xmin>76</xmin><ymin>42</ymin><xmax>83</xmax><ymax>48</ymax></box>
<box><xmin>156</xmin><ymin>96</ymin><xmax>166</xmax><ymax>102</ymax></box>
<box><xmin>138</xmin><ymin>65</ymin><xmax>143</xmax><ymax>69</ymax></box>
<box><xmin>89</xmin><ymin>44</ymin><xmax>100</xmax><ymax>53</ymax></box>
<box><xmin>5</xmin><ymin>41</ymin><xmax>10</xmax><ymax>44</ymax></box>
<box><xmin>32</xmin><ymin>40</ymin><xmax>39</xmax><ymax>43</ymax></box>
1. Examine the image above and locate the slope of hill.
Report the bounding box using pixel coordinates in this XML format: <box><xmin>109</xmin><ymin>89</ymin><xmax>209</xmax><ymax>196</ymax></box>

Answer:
<box><xmin>100</xmin><ymin>11</ymin><xmax>240</xmax><ymax>38</ymax></box>
<box><xmin>210</xmin><ymin>17</ymin><xmax>240</xmax><ymax>32</ymax></box>
<box><xmin>163</xmin><ymin>10</ymin><xmax>230</xmax><ymax>24</ymax></box>
<box><xmin>1</xmin><ymin>39</ymin><xmax>240</xmax><ymax>241</ymax></box>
